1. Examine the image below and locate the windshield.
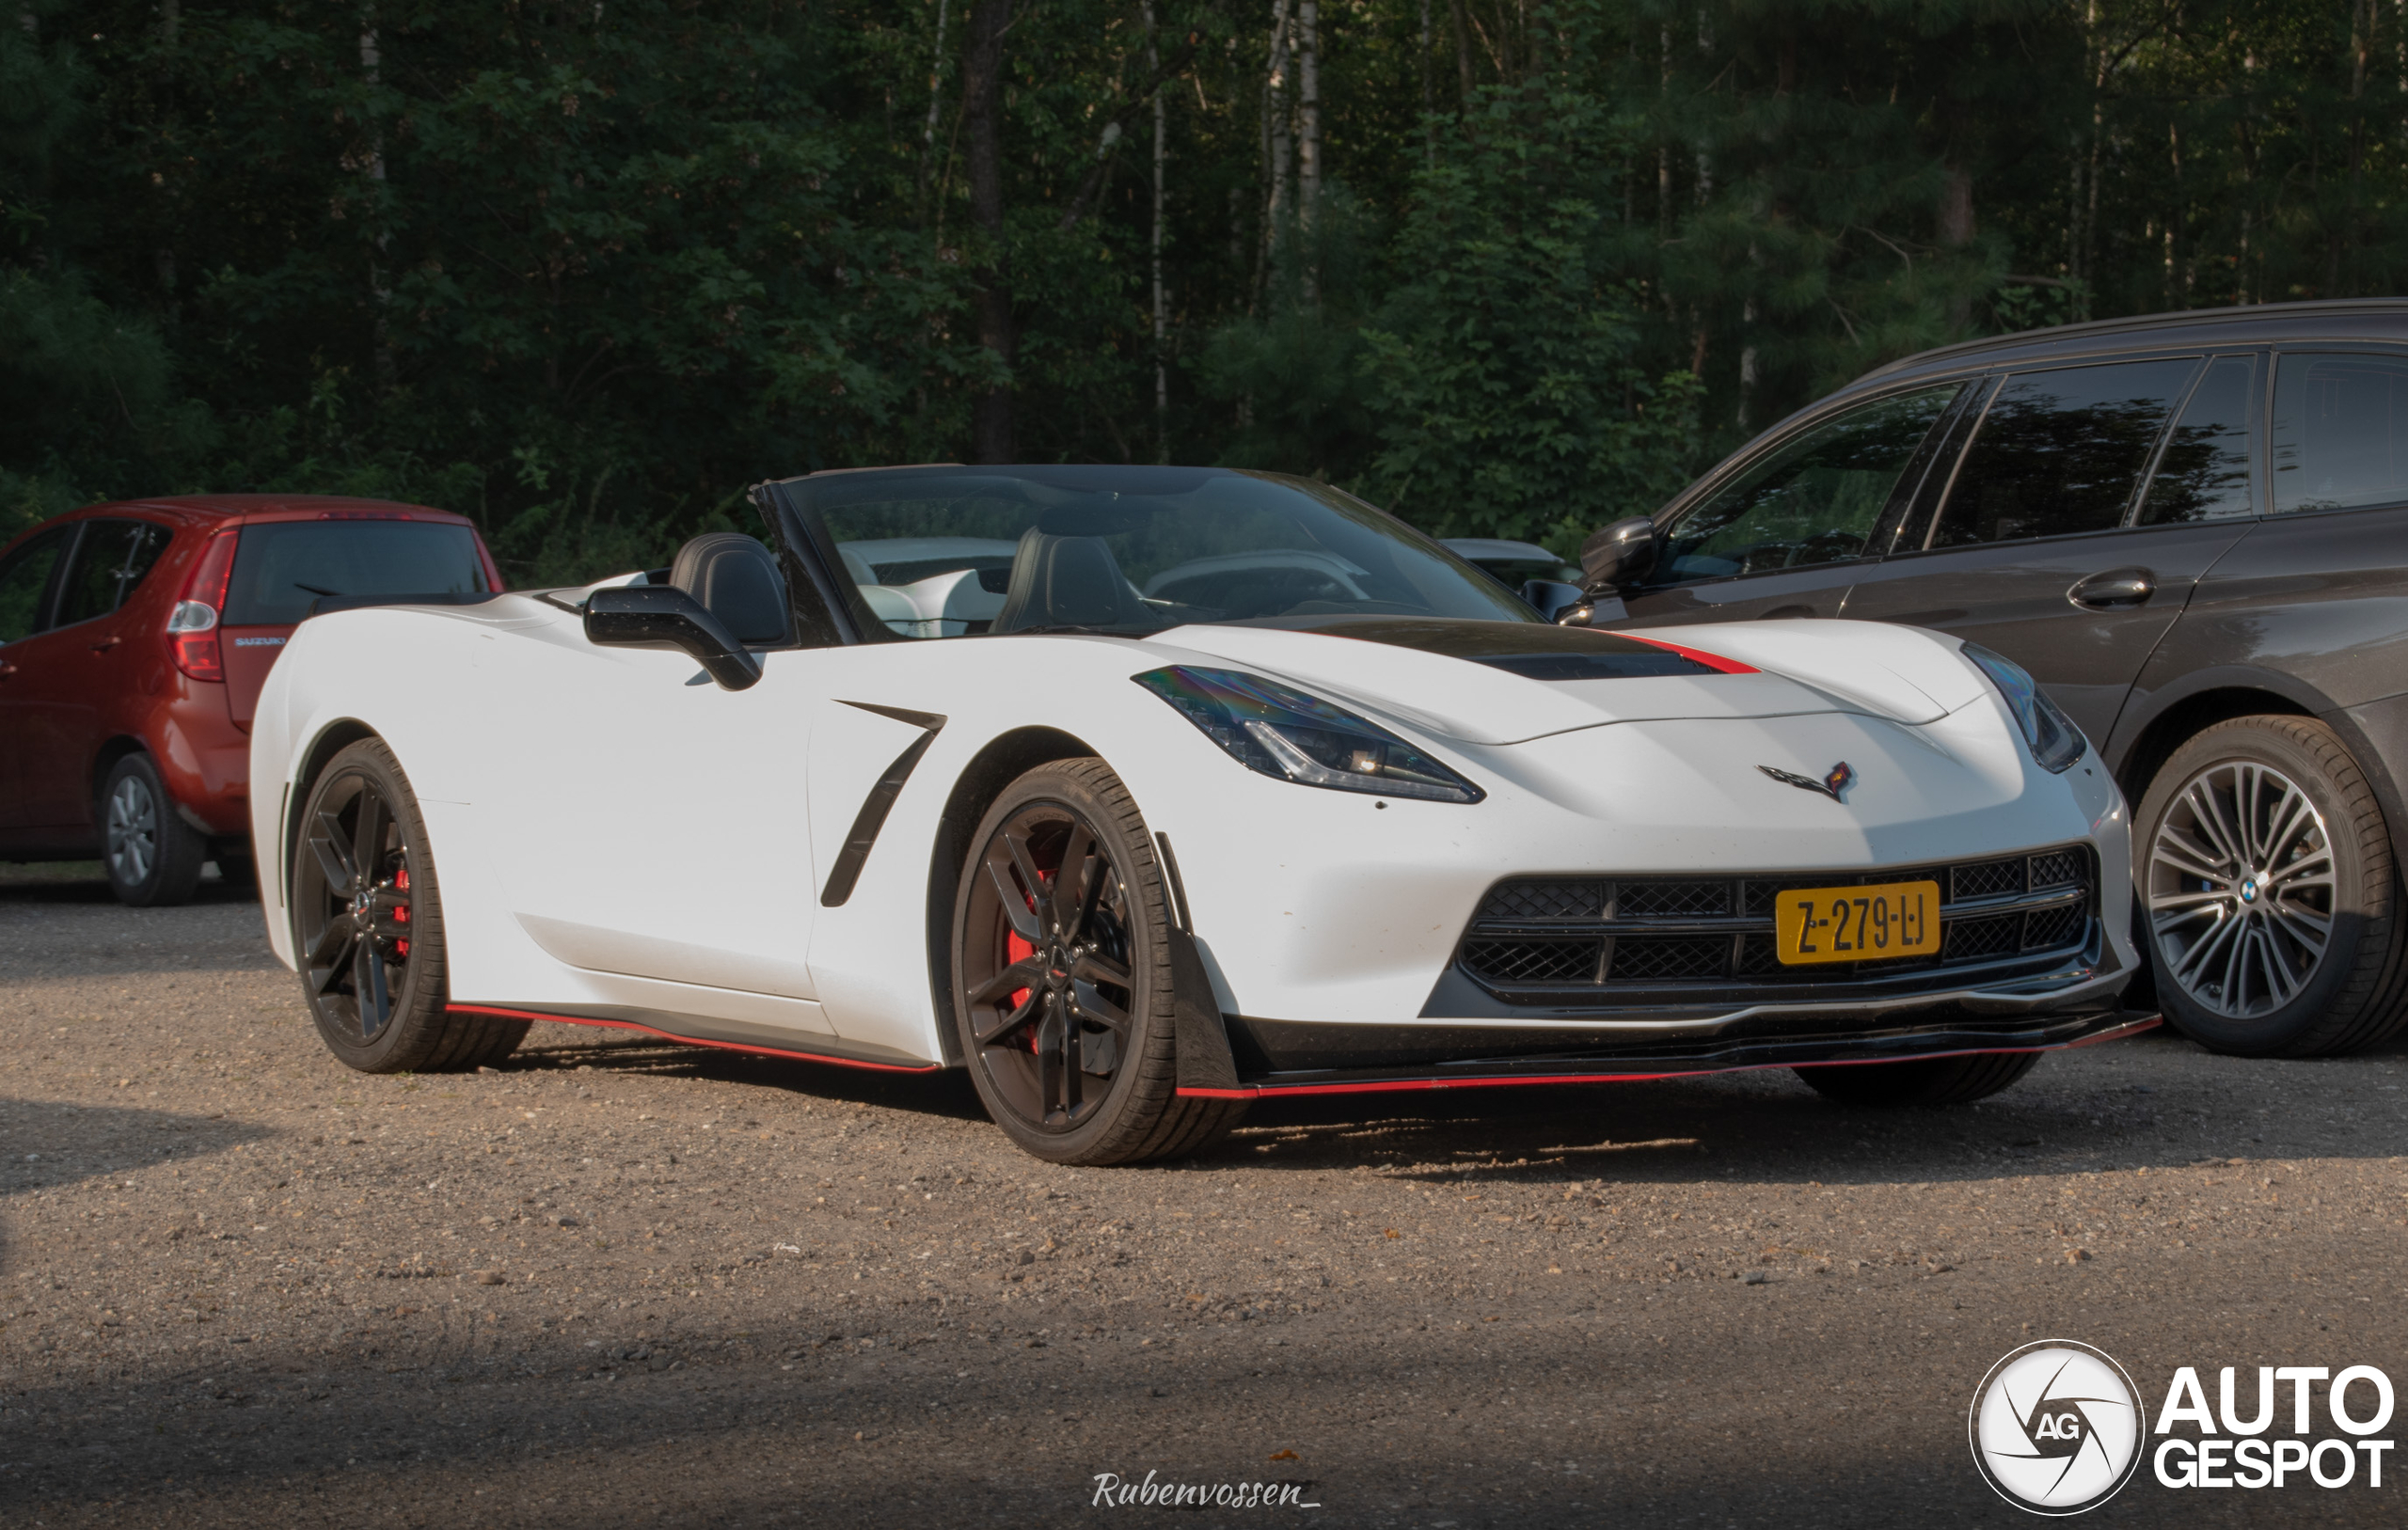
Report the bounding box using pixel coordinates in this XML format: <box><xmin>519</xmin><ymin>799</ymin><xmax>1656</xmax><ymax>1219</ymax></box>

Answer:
<box><xmin>797</xmin><ymin>466</ymin><xmax>1537</xmax><ymax>638</ymax></box>
<box><xmin>225</xmin><ymin>521</ymin><xmax>489</xmax><ymax>625</ymax></box>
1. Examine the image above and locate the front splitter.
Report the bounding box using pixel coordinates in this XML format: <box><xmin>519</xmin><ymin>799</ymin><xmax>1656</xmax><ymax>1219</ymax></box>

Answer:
<box><xmin>1177</xmin><ymin>1009</ymin><xmax>2159</xmax><ymax>1099</ymax></box>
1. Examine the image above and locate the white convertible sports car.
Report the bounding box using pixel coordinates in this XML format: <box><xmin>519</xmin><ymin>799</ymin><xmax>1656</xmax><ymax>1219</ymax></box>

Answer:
<box><xmin>248</xmin><ymin>465</ymin><xmax>2153</xmax><ymax>1165</ymax></box>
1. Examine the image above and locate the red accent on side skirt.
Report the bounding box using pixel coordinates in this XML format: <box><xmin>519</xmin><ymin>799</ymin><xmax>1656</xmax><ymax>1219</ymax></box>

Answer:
<box><xmin>1613</xmin><ymin>631</ymin><xmax>1761</xmax><ymax>675</ymax></box>
<box><xmin>1175</xmin><ymin>1015</ymin><xmax>2160</xmax><ymax>1099</ymax></box>
<box><xmin>447</xmin><ymin>1004</ymin><xmax>944</xmax><ymax>1074</ymax></box>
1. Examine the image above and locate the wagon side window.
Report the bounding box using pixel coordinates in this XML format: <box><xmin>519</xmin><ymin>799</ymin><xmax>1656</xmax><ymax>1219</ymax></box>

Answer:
<box><xmin>1655</xmin><ymin>384</ymin><xmax>1959</xmax><ymax>585</ymax></box>
<box><xmin>2270</xmin><ymin>351</ymin><xmax>2408</xmax><ymax>515</ymax></box>
<box><xmin>1927</xmin><ymin>357</ymin><xmax>2200</xmax><ymax>547</ymax></box>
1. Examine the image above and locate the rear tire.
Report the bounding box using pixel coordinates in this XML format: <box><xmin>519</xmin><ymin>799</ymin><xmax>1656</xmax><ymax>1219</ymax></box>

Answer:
<box><xmin>1797</xmin><ymin>1051</ymin><xmax>2041</xmax><ymax>1107</ymax></box>
<box><xmin>291</xmin><ymin>738</ymin><xmax>526</xmax><ymax>1073</ymax></box>
<box><xmin>2136</xmin><ymin>716</ymin><xmax>2408</xmax><ymax>1057</ymax></box>
<box><xmin>100</xmin><ymin>753</ymin><xmax>206</xmax><ymax>907</ymax></box>
<box><xmin>951</xmin><ymin>758</ymin><xmax>1246</xmax><ymax>1165</ymax></box>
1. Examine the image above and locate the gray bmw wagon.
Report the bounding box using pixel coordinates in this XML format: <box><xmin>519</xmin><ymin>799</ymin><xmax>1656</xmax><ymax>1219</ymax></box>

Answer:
<box><xmin>1576</xmin><ymin>298</ymin><xmax>2408</xmax><ymax>1059</ymax></box>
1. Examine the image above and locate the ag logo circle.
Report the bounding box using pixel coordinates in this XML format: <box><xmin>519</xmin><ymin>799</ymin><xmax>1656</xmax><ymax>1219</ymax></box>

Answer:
<box><xmin>1969</xmin><ymin>1341</ymin><xmax>2143</xmax><ymax>1515</ymax></box>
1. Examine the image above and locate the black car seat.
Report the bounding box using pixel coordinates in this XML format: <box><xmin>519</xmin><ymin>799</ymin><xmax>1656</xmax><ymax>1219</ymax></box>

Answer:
<box><xmin>668</xmin><ymin>532</ymin><xmax>790</xmax><ymax>645</ymax></box>
<box><xmin>990</xmin><ymin>528</ymin><xmax>1149</xmax><ymax>632</ymax></box>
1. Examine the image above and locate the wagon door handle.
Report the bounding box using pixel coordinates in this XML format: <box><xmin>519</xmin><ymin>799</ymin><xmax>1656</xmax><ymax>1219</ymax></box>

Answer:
<box><xmin>2067</xmin><ymin>568</ymin><xmax>2155</xmax><ymax>609</ymax></box>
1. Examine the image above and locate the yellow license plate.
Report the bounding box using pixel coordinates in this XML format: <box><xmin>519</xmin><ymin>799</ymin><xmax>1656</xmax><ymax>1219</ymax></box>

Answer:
<box><xmin>1773</xmin><ymin>880</ymin><xmax>1941</xmax><ymax>965</ymax></box>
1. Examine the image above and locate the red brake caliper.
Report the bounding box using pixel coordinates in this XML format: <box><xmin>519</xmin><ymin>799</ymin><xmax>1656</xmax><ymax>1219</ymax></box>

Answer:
<box><xmin>392</xmin><ymin>865</ymin><xmax>411</xmax><ymax>959</ymax></box>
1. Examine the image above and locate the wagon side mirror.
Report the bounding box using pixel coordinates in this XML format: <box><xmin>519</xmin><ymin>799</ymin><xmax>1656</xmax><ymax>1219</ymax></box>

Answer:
<box><xmin>1578</xmin><ymin>517</ymin><xmax>1658</xmax><ymax>594</ymax></box>
<box><xmin>1519</xmin><ymin>579</ymin><xmax>1587</xmax><ymax>623</ymax></box>
<box><xmin>584</xmin><ymin>586</ymin><xmax>763</xmax><ymax>691</ymax></box>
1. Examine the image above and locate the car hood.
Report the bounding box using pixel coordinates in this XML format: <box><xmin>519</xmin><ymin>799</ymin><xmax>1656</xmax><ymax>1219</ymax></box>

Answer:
<box><xmin>1145</xmin><ymin>616</ymin><xmax>1989</xmax><ymax>747</ymax></box>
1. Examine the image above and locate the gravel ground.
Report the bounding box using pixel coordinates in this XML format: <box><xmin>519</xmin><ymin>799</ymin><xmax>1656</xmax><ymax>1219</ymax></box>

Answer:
<box><xmin>3</xmin><ymin>864</ymin><xmax>2403</xmax><ymax>1527</ymax></box>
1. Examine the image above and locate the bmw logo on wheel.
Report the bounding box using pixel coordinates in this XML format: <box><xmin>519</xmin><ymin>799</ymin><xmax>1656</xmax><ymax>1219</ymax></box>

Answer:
<box><xmin>1969</xmin><ymin>1341</ymin><xmax>2145</xmax><ymax>1515</ymax></box>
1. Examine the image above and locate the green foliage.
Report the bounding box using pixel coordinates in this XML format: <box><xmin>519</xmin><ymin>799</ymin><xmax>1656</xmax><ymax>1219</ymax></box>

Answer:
<box><xmin>1353</xmin><ymin>87</ymin><xmax>1702</xmax><ymax>553</ymax></box>
<box><xmin>0</xmin><ymin>0</ymin><xmax>2398</xmax><ymax>577</ymax></box>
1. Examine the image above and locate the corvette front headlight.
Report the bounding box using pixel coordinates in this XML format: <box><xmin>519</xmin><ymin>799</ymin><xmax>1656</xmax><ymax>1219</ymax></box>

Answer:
<box><xmin>1133</xmin><ymin>666</ymin><xmax>1484</xmax><ymax>804</ymax></box>
<box><xmin>1962</xmin><ymin>643</ymin><xmax>2086</xmax><ymax>774</ymax></box>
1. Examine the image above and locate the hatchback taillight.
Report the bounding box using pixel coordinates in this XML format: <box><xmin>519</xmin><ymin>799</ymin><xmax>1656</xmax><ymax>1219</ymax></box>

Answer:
<box><xmin>166</xmin><ymin>528</ymin><xmax>239</xmax><ymax>683</ymax></box>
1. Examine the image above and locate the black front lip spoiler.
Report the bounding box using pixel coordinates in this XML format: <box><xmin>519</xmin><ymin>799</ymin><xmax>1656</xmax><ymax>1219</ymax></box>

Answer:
<box><xmin>1176</xmin><ymin>1009</ymin><xmax>2159</xmax><ymax>1099</ymax></box>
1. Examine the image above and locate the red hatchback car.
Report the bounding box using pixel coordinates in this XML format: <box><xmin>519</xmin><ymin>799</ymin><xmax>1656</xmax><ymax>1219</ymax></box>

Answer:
<box><xmin>0</xmin><ymin>496</ymin><xmax>502</xmax><ymax>905</ymax></box>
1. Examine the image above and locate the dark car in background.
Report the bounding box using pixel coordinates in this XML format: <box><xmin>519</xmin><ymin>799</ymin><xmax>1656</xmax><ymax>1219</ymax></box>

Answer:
<box><xmin>0</xmin><ymin>497</ymin><xmax>501</xmax><ymax>906</ymax></box>
<box><xmin>1573</xmin><ymin>298</ymin><xmax>2408</xmax><ymax>1060</ymax></box>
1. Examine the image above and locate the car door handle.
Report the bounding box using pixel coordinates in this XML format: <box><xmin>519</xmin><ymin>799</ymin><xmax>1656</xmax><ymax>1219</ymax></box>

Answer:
<box><xmin>90</xmin><ymin>636</ymin><xmax>120</xmax><ymax>653</ymax></box>
<box><xmin>2067</xmin><ymin>568</ymin><xmax>2156</xmax><ymax>609</ymax></box>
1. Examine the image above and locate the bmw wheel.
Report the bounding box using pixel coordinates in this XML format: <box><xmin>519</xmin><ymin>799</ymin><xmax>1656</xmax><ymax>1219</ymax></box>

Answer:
<box><xmin>951</xmin><ymin>759</ymin><xmax>1246</xmax><ymax>1165</ymax></box>
<box><xmin>2138</xmin><ymin>717</ymin><xmax>2408</xmax><ymax>1057</ymax></box>
<box><xmin>291</xmin><ymin>738</ymin><xmax>526</xmax><ymax>1072</ymax></box>
<box><xmin>100</xmin><ymin>753</ymin><xmax>206</xmax><ymax>907</ymax></box>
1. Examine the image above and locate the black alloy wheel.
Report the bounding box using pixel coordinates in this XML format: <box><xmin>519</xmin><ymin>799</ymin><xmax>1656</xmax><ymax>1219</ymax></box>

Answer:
<box><xmin>2136</xmin><ymin>716</ymin><xmax>2408</xmax><ymax>1057</ymax></box>
<box><xmin>291</xmin><ymin>739</ymin><xmax>525</xmax><ymax>1072</ymax></box>
<box><xmin>952</xmin><ymin>759</ymin><xmax>1245</xmax><ymax>1165</ymax></box>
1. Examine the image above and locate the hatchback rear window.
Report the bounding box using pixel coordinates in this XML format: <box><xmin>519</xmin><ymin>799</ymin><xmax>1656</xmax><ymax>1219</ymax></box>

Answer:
<box><xmin>223</xmin><ymin>521</ymin><xmax>488</xmax><ymax>626</ymax></box>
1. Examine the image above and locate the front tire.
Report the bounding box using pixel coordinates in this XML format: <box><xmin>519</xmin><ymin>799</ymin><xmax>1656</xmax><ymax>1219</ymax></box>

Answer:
<box><xmin>951</xmin><ymin>759</ymin><xmax>1245</xmax><ymax>1165</ymax></box>
<box><xmin>2137</xmin><ymin>716</ymin><xmax>2408</xmax><ymax>1057</ymax></box>
<box><xmin>291</xmin><ymin>738</ymin><xmax>525</xmax><ymax>1073</ymax></box>
<box><xmin>100</xmin><ymin>753</ymin><xmax>207</xmax><ymax>907</ymax></box>
<box><xmin>1797</xmin><ymin>1051</ymin><xmax>2041</xmax><ymax>1107</ymax></box>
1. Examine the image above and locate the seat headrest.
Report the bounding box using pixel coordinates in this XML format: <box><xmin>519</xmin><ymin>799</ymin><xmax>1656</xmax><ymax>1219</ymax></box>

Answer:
<box><xmin>990</xmin><ymin>528</ymin><xmax>1148</xmax><ymax>633</ymax></box>
<box><xmin>669</xmin><ymin>532</ymin><xmax>789</xmax><ymax>645</ymax></box>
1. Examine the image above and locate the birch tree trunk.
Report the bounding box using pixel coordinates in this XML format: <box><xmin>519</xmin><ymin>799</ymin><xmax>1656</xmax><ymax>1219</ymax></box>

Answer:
<box><xmin>1300</xmin><ymin>0</ymin><xmax>1319</xmax><ymax>229</ymax></box>
<box><xmin>1260</xmin><ymin>0</ymin><xmax>1292</xmax><ymax>297</ymax></box>
<box><xmin>920</xmin><ymin>0</ymin><xmax>951</xmax><ymax>204</ymax></box>
<box><xmin>1448</xmin><ymin>0</ymin><xmax>1475</xmax><ymax>107</ymax></box>
<box><xmin>963</xmin><ymin>0</ymin><xmax>1015</xmax><ymax>463</ymax></box>
<box><xmin>1419</xmin><ymin>0</ymin><xmax>1434</xmax><ymax>164</ymax></box>
<box><xmin>1148</xmin><ymin>1</ymin><xmax>1168</xmax><ymax>461</ymax></box>
<box><xmin>359</xmin><ymin>7</ymin><xmax>394</xmax><ymax>386</ymax></box>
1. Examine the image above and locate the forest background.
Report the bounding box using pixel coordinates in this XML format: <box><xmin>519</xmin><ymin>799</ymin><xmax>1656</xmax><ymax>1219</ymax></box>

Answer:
<box><xmin>1</xmin><ymin>0</ymin><xmax>2400</xmax><ymax>583</ymax></box>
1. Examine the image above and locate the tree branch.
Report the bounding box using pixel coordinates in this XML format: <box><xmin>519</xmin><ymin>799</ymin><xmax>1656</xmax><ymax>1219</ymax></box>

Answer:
<box><xmin>1056</xmin><ymin>30</ymin><xmax>1208</xmax><ymax>232</ymax></box>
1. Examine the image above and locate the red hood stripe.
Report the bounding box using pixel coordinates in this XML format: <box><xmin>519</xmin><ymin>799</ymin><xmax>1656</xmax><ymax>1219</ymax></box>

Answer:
<box><xmin>1610</xmin><ymin>631</ymin><xmax>1760</xmax><ymax>675</ymax></box>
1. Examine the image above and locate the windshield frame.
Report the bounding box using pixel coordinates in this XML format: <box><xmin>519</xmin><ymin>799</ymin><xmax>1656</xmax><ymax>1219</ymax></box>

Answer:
<box><xmin>769</xmin><ymin>465</ymin><xmax>1541</xmax><ymax>643</ymax></box>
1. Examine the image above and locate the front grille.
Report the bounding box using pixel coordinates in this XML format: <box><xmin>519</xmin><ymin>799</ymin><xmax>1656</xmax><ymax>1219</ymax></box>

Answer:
<box><xmin>1457</xmin><ymin>844</ymin><xmax>2096</xmax><ymax>1002</ymax></box>
<box><xmin>1943</xmin><ymin>911</ymin><xmax>2024</xmax><ymax>960</ymax></box>
<box><xmin>2029</xmin><ymin>850</ymin><xmax>2083</xmax><ymax>890</ymax></box>
<box><xmin>1609</xmin><ymin>935</ymin><xmax>1733</xmax><ymax>982</ymax></box>
<box><xmin>1461</xmin><ymin>938</ymin><xmax>1598</xmax><ymax>985</ymax></box>
<box><xmin>1618</xmin><ymin>880</ymin><xmax>1732</xmax><ymax>918</ymax></box>
<box><xmin>1952</xmin><ymin>858</ymin><xmax>2024</xmax><ymax>901</ymax></box>
<box><xmin>1480</xmin><ymin>881</ymin><xmax>1605</xmax><ymax>921</ymax></box>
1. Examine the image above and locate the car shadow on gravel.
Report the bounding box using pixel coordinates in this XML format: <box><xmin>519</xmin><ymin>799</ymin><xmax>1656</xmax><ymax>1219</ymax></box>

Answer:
<box><xmin>0</xmin><ymin>1098</ymin><xmax>273</xmax><ymax>1277</ymax></box>
<box><xmin>0</xmin><ymin>1301</ymin><xmax>2237</xmax><ymax>1529</ymax></box>
<box><xmin>1207</xmin><ymin>1028</ymin><xmax>2400</xmax><ymax>1188</ymax></box>
<box><xmin>479</xmin><ymin>1021</ymin><xmax>2400</xmax><ymax>1192</ymax></box>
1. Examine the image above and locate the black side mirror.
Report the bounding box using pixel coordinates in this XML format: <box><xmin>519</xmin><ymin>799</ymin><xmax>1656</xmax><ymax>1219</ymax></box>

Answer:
<box><xmin>1578</xmin><ymin>516</ymin><xmax>1658</xmax><ymax>593</ymax></box>
<box><xmin>1519</xmin><ymin>579</ymin><xmax>1586</xmax><ymax>623</ymax></box>
<box><xmin>584</xmin><ymin>586</ymin><xmax>763</xmax><ymax>691</ymax></box>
